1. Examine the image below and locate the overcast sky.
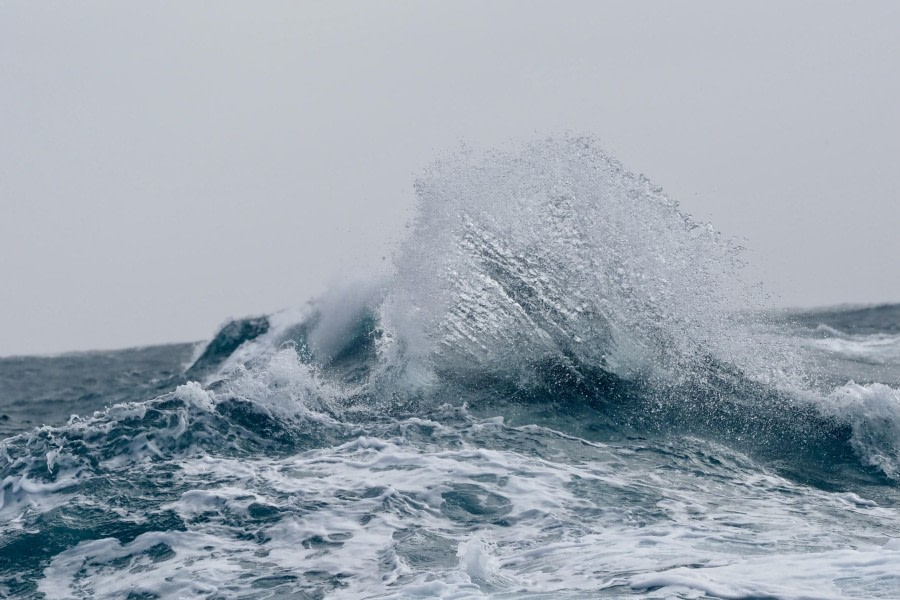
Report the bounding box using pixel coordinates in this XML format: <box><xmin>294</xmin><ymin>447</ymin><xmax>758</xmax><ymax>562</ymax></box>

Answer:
<box><xmin>2</xmin><ymin>1</ymin><xmax>898</xmax><ymax>356</ymax></box>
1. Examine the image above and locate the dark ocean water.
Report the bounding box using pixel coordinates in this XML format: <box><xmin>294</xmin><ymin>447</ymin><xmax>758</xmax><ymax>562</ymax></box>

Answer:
<box><xmin>2</xmin><ymin>138</ymin><xmax>899</xmax><ymax>599</ymax></box>
<box><xmin>0</xmin><ymin>345</ymin><xmax>198</xmax><ymax>440</ymax></box>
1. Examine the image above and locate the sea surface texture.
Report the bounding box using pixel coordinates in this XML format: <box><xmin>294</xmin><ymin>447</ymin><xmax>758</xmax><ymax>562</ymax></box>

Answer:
<box><xmin>2</xmin><ymin>138</ymin><xmax>900</xmax><ymax>599</ymax></box>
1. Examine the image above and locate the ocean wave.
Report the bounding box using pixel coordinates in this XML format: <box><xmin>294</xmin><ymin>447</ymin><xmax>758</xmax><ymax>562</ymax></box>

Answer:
<box><xmin>161</xmin><ymin>137</ymin><xmax>900</xmax><ymax>483</ymax></box>
<box><xmin>809</xmin><ymin>330</ymin><xmax>900</xmax><ymax>366</ymax></box>
<box><xmin>4</xmin><ymin>136</ymin><xmax>900</xmax><ymax>597</ymax></box>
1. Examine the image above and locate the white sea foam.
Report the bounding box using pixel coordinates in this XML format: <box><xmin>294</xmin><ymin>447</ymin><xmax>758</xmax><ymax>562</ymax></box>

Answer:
<box><xmin>0</xmin><ymin>471</ymin><xmax>78</xmax><ymax>518</ymax></box>
<box><xmin>208</xmin><ymin>306</ymin><xmax>313</xmax><ymax>382</ymax></box>
<box><xmin>6</xmin><ymin>137</ymin><xmax>900</xmax><ymax>599</ymax></box>
<box><xmin>822</xmin><ymin>382</ymin><xmax>900</xmax><ymax>478</ymax></box>
<box><xmin>30</xmin><ymin>415</ymin><xmax>900</xmax><ymax>599</ymax></box>
<box><xmin>811</xmin><ymin>332</ymin><xmax>900</xmax><ymax>365</ymax></box>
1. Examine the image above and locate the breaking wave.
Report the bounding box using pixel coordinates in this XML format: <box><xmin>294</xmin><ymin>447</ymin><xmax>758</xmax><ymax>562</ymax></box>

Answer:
<box><xmin>165</xmin><ymin>137</ymin><xmax>900</xmax><ymax>484</ymax></box>
<box><xmin>3</xmin><ymin>136</ymin><xmax>900</xmax><ymax>598</ymax></box>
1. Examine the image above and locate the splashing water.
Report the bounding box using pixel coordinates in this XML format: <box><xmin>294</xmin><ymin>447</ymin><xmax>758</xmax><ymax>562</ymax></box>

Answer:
<box><xmin>2</xmin><ymin>136</ymin><xmax>900</xmax><ymax>599</ymax></box>
<box><xmin>384</xmin><ymin>137</ymin><xmax>766</xmax><ymax>387</ymax></box>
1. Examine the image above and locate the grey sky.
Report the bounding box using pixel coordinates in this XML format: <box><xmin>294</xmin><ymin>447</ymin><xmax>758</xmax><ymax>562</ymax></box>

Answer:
<box><xmin>2</xmin><ymin>1</ymin><xmax>898</xmax><ymax>356</ymax></box>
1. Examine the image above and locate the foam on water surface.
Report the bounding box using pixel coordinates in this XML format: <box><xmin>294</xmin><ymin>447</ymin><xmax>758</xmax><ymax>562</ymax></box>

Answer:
<box><xmin>3</xmin><ymin>137</ymin><xmax>900</xmax><ymax>598</ymax></box>
<box><xmin>23</xmin><ymin>412</ymin><xmax>900</xmax><ymax>599</ymax></box>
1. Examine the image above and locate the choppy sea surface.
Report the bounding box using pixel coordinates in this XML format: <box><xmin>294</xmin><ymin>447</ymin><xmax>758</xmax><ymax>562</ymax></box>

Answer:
<box><xmin>3</xmin><ymin>138</ymin><xmax>900</xmax><ymax>599</ymax></box>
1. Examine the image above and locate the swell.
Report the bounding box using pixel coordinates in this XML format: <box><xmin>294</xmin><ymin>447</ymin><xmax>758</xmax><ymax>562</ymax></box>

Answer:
<box><xmin>169</xmin><ymin>136</ymin><xmax>900</xmax><ymax>485</ymax></box>
<box><xmin>4</xmin><ymin>136</ymin><xmax>898</xmax><ymax>502</ymax></box>
<box><xmin>372</xmin><ymin>137</ymin><xmax>900</xmax><ymax>485</ymax></box>
<box><xmin>177</xmin><ymin>300</ymin><xmax>896</xmax><ymax>489</ymax></box>
<box><xmin>786</xmin><ymin>303</ymin><xmax>900</xmax><ymax>336</ymax></box>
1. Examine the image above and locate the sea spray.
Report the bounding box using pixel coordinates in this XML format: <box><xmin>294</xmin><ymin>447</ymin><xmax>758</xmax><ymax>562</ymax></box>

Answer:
<box><xmin>2</xmin><ymin>137</ymin><xmax>900</xmax><ymax>598</ymax></box>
